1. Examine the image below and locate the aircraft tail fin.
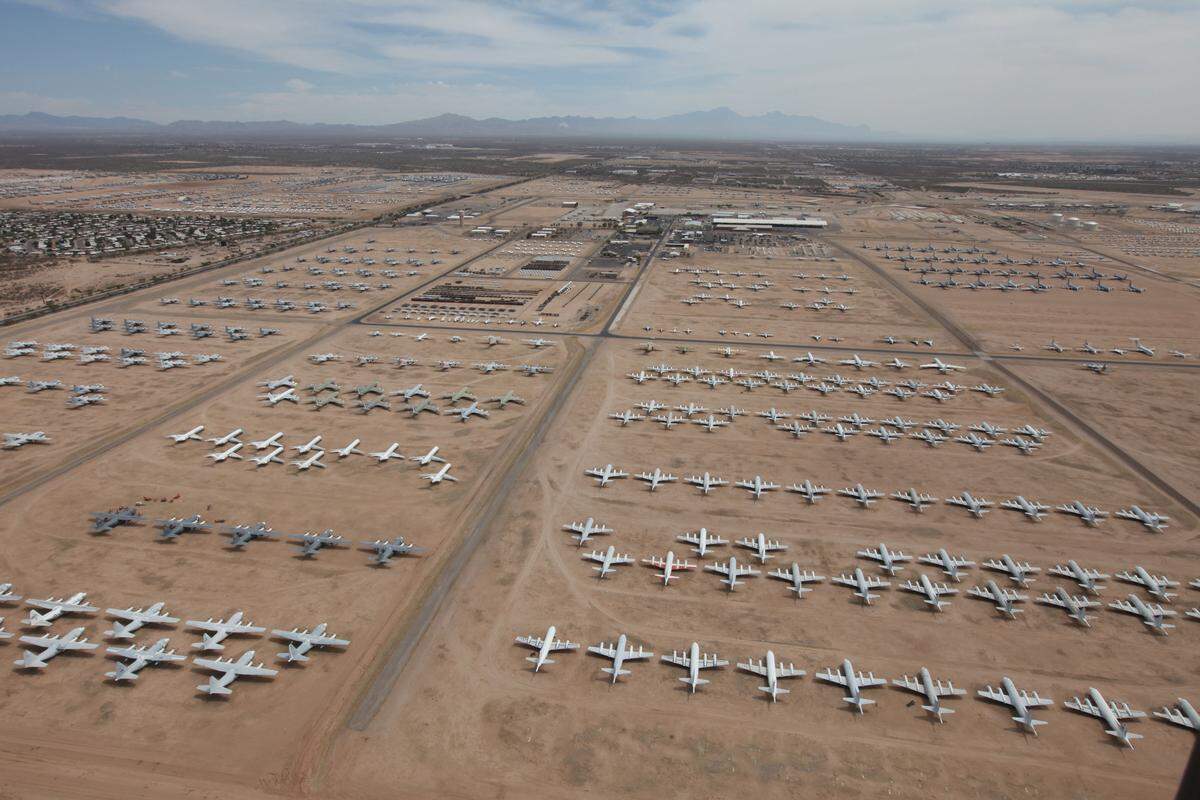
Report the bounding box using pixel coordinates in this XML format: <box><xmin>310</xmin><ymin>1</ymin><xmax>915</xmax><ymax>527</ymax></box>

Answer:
<box><xmin>1017</xmin><ymin>716</ymin><xmax>1047</xmax><ymax>734</ymax></box>
<box><xmin>15</xmin><ymin>650</ymin><xmax>47</xmax><ymax>669</ymax></box>
<box><xmin>197</xmin><ymin>677</ymin><xmax>232</xmax><ymax>695</ymax></box>
<box><xmin>602</xmin><ymin>667</ymin><xmax>630</xmax><ymax>682</ymax></box>
<box><xmin>106</xmin><ymin>664</ymin><xmax>139</xmax><ymax>681</ymax></box>
<box><xmin>1109</xmin><ymin>728</ymin><xmax>1143</xmax><ymax>748</ymax></box>
<box><xmin>106</xmin><ymin>621</ymin><xmax>134</xmax><ymax>639</ymax></box>
<box><xmin>527</xmin><ymin>656</ymin><xmax>552</xmax><ymax>670</ymax></box>
<box><xmin>923</xmin><ymin>703</ymin><xmax>952</xmax><ymax>720</ymax></box>
<box><xmin>683</xmin><ymin>676</ymin><xmax>709</xmax><ymax>690</ymax></box>
<box><xmin>762</xmin><ymin>685</ymin><xmax>790</xmax><ymax>700</ymax></box>
<box><xmin>285</xmin><ymin>644</ymin><xmax>309</xmax><ymax>662</ymax></box>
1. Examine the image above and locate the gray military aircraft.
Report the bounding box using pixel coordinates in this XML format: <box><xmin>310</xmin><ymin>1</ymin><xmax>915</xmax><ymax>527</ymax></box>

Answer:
<box><xmin>90</xmin><ymin>507</ymin><xmax>143</xmax><ymax>534</ymax></box>
<box><xmin>1065</xmin><ymin>687</ymin><xmax>1146</xmax><ymax>748</ymax></box>
<box><xmin>587</xmin><ymin>634</ymin><xmax>653</xmax><ymax>684</ymax></box>
<box><xmin>832</xmin><ymin>568</ymin><xmax>890</xmax><ymax>605</ymax></box>
<box><xmin>515</xmin><ymin>626</ymin><xmax>579</xmax><ymax>672</ymax></box>
<box><xmin>156</xmin><ymin>515</ymin><xmax>211</xmax><ymax>540</ymax></box>
<box><xmin>105</xmin><ymin>638</ymin><xmax>186</xmax><ymax>681</ymax></box>
<box><xmin>291</xmin><ymin>530</ymin><xmax>348</xmax><ymax>557</ymax></box>
<box><xmin>104</xmin><ymin>601</ymin><xmax>178</xmax><ymax>639</ymax></box>
<box><xmin>272</xmin><ymin>623</ymin><xmax>351</xmax><ymax>663</ymax></box>
<box><xmin>194</xmin><ymin>650</ymin><xmax>279</xmax><ymax>696</ymax></box>
<box><xmin>1037</xmin><ymin>587</ymin><xmax>1100</xmax><ymax>627</ymax></box>
<box><xmin>14</xmin><ymin>627</ymin><xmax>98</xmax><ymax>669</ymax></box>
<box><xmin>816</xmin><ymin>659</ymin><xmax>886</xmax><ymax>713</ymax></box>
<box><xmin>893</xmin><ymin>667</ymin><xmax>965</xmax><ymax>722</ymax></box>
<box><xmin>223</xmin><ymin>522</ymin><xmax>275</xmax><ymax>548</ymax></box>
<box><xmin>738</xmin><ymin>650</ymin><xmax>805</xmax><ymax>702</ymax></box>
<box><xmin>361</xmin><ymin>537</ymin><xmax>425</xmax><ymax>565</ymax></box>
<box><xmin>977</xmin><ymin>677</ymin><xmax>1053</xmax><ymax>734</ymax></box>
<box><xmin>662</xmin><ymin>642</ymin><xmax>728</xmax><ymax>693</ymax></box>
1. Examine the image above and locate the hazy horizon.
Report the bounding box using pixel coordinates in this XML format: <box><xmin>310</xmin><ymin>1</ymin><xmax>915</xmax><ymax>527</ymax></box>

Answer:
<box><xmin>3</xmin><ymin>0</ymin><xmax>1198</xmax><ymax>143</ymax></box>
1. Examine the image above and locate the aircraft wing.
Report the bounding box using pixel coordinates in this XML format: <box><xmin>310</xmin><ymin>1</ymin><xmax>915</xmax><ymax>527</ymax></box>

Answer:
<box><xmin>273</xmin><ymin>629</ymin><xmax>349</xmax><ymax>648</ymax></box>
<box><xmin>1065</xmin><ymin>696</ymin><xmax>1103</xmax><ymax>718</ymax></box>
<box><xmin>862</xmin><ymin>575</ymin><xmax>889</xmax><ymax>589</ymax></box>
<box><xmin>892</xmin><ymin>675</ymin><xmax>924</xmax><ymax>694</ymax></box>
<box><xmin>830</xmin><ymin>575</ymin><xmax>856</xmax><ymax>588</ymax></box>
<box><xmin>854</xmin><ymin>670</ymin><xmax>887</xmax><ymax>687</ymax></box>
<box><xmin>977</xmin><ymin>686</ymin><xmax>1015</xmax><ymax>707</ymax></box>
<box><xmin>549</xmin><ymin>637</ymin><xmax>580</xmax><ymax>652</ymax></box>
<box><xmin>197</xmin><ymin>657</ymin><xmax>278</xmax><ymax>678</ymax></box>
<box><xmin>18</xmin><ymin>633</ymin><xmax>64</xmax><ymax>649</ymax></box>
<box><xmin>1108</xmin><ymin>702</ymin><xmax>1146</xmax><ymax>720</ymax></box>
<box><xmin>661</xmin><ymin>651</ymin><xmax>693</xmax><ymax>668</ymax></box>
<box><xmin>815</xmin><ymin>668</ymin><xmax>848</xmax><ymax>686</ymax></box>
<box><xmin>27</xmin><ymin>598</ymin><xmax>98</xmax><ymax>613</ymax></box>
<box><xmin>697</xmin><ymin>655</ymin><xmax>728</xmax><ymax>669</ymax></box>
<box><xmin>110</xmin><ymin>607</ymin><xmax>178</xmax><ymax>624</ymax></box>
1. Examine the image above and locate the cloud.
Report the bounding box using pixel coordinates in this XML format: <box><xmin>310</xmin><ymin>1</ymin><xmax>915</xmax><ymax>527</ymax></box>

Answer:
<box><xmin>12</xmin><ymin>1</ymin><xmax>1200</xmax><ymax>138</ymax></box>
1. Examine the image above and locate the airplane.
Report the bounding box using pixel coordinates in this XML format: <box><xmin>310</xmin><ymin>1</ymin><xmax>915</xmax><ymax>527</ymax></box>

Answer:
<box><xmin>1001</xmin><ymin>436</ymin><xmax>1041</xmax><ymax>455</ymax></box>
<box><xmin>1048</xmin><ymin>560</ymin><xmax>1108</xmax><ymax>594</ymax></box>
<box><xmin>194</xmin><ymin>650</ymin><xmax>279</xmax><ymax>696</ymax></box>
<box><xmin>588</xmin><ymin>634</ymin><xmax>653</xmax><ymax>684</ymax></box>
<box><xmin>981</xmin><ymin>554</ymin><xmax>1040</xmax><ymax>587</ymax></box>
<box><xmin>900</xmin><ymin>574</ymin><xmax>958</xmax><ymax>611</ymax></box>
<box><xmin>822</xmin><ymin>423</ymin><xmax>859</xmax><ymax>442</ymax></box>
<box><xmin>186</xmin><ymin>611</ymin><xmax>265</xmax><ymax>652</ymax></box>
<box><xmin>562</xmin><ymin>517</ymin><xmax>613</xmax><ymax>546</ymax></box>
<box><xmin>736</xmin><ymin>533</ymin><xmax>786</xmax><ymax>563</ymax></box>
<box><xmin>736</xmin><ymin>475</ymin><xmax>779</xmax><ymax>500</ymax></box>
<box><xmin>677</xmin><ymin>527</ymin><xmax>726</xmax><ymax>557</ymax></box>
<box><xmin>1065</xmin><ymin>688</ymin><xmax>1146</xmax><ymax>748</ymax></box>
<box><xmin>207</xmin><ymin>428</ymin><xmax>244</xmax><ymax>447</ymax></box>
<box><xmin>738</xmin><ymin>650</ymin><xmax>805</xmax><ymax>702</ymax></box>
<box><xmin>353</xmin><ymin>381</ymin><xmax>385</xmax><ymax>398</ymax></box>
<box><xmin>705</xmin><ymin>556</ymin><xmax>760</xmax><ymax>590</ymax></box>
<box><xmin>1012</xmin><ymin>424</ymin><xmax>1049</xmax><ymax>440</ymax></box>
<box><xmin>839</xmin><ymin>354</ymin><xmax>878</xmax><ymax>370</ymax></box>
<box><xmin>515</xmin><ymin>625</ymin><xmax>579</xmax><ymax>672</ymax></box>
<box><xmin>1108</xmin><ymin>594</ymin><xmax>1176</xmax><ymax>634</ymax></box>
<box><xmin>893</xmin><ymin>667</ymin><xmax>966</xmax><ymax>722</ymax></box>
<box><xmin>14</xmin><ymin>626</ymin><xmax>98</xmax><ymax>669</ymax></box>
<box><xmin>970</xmin><ymin>421</ymin><xmax>1006</xmax><ymax>437</ymax></box>
<box><xmin>816</xmin><ymin>659</ymin><xmax>887</xmax><ymax>713</ymax></box>
<box><xmin>357</xmin><ymin>397</ymin><xmax>391</xmax><ymax>414</ymax></box>
<box><xmin>922</xmin><ymin>389</ymin><xmax>953</xmax><ymax>403</ymax></box>
<box><xmin>257</xmin><ymin>375</ymin><xmax>295</xmax><ymax>391</ymax></box>
<box><xmin>977</xmin><ymin>677</ymin><xmax>1053</xmax><ymax>734</ymax></box>
<box><xmin>767</xmin><ymin>562</ymin><xmax>825</xmax><ymax>598</ymax></box>
<box><xmin>635</xmin><ymin>468</ymin><xmax>676</xmax><ymax>491</ymax></box>
<box><xmin>405</xmin><ymin>398</ymin><xmax>438</xmax><ymax>416</ymax></box>
<box><xmin>0</xmin><ymin>583</ymin><xmax>21</xmax><ymax>603</ymax></box>
<box><xmin>686</xmin><ymin>472</ymin><xmax>727</xmax><ymax>495</ymax></box>
<box><xmin>582</xmin><ymin>545</ymin><xmax>634</xmax><ymax>578</ymax></box>
<box><xmin>272</xmin><ymin>623</ymin><xmax>351</xmax><ymax>663</ymax></box>
<box><xmin>607</xmin><ymin>409</ymin><xmax>644</xmax><ymax>428</ymax></box>
<box><xmin>627</xmin><ymin>371</ymin><xmax>654</xmax><ymax>384</ymax></box>
<box><xmin>661</xmin><ymin>642</ymin><xmax>728</xmax><ymax>693</ymax></box>
<box><xmin>105</xmin><ymin>638</ymin><xmax>186</xmax><ymax>681</ymax></box>
<box><xmin>368</xmin><ymin>443</ymin><xmax>404</xmax><ymax>463</ymax></box>
<box><xmin>290</xmin><ymin>451</ymin><xmax>325</xmax><ymax>471</ymax></box>
<box><xmin>248</xmin><ymin>445</ymin><xmax>284</xmax><ymax>467</ymax></box>
<box><xmin>524</xmin><ymin>338</ymin><xmax>552</xmax><ymax>348</ymax></box>
<box><xmin>90</xmin><ymin>507</ymin><xmax>143</xmax><ymax>534</ymax></box>
<box><xmin>945</xmin><ymin>491</ymin><xmax>993</xmax><ymax>518</ymax></box>
<box><xmin>884</xmin><ymin>357</ymin><xmax>909</xmax><ymax>369</ymax></box>
<box><xmin>361</xmin><ymin>536</ymin><xmax>425</xmax><ymax>565</ymax></box>
<box><xmin>892</xmin><ymin>488</ymin><xmax>936</xmax><ymax>513</ymax></box>
<box><xmin>1155</xmin><ymin>698</ymin><xmax>1200</xmax><ymax>732</ymax></box>
<box><xmin>166</xmin><ymin>425</ymin><xmax>205</xmax><ymax>444</ymax></box>
<box><xmin>333</xmin><ymin>439</ymin><xmax>364</xmax><ymax>458</ymax></box>
<box><xmin>787</xmin><ymin>479</ymin><xmax>830</xmax><ymax>504</ymax></box>
<box><xmin>840</xmin><ymin>412</ymin><xmax>875</xmax><ymax>428</ymax></box>
<box><xmin>1114</xmin><ymin>566</ymin><xmax>1178</xmax><ymax>601</ymax></box>
<box><xmin>642</xmin><ymin>550</ymin><xmax>695</xmax><ymax>585</ymax></box>
<box><xmin>391</xmin><ymin>384</ymin><xmax>429</xmax><ymax>402</ymax></box>
<box><xmin>291</xmin><ymin>530</ymin><xmax>348</xmax><ymax>557</ymax></box>
<box><xmin>1037</xmin><ymin>587</ymin><xmax>1101</xmax><ymax>627</ymax></box>
<box><xmin>863</xmin><ymin>426</ymin><xmax>901</xmax><ymax>445</ymax></box>
<box><xmin>969</xmin><ymin>580</ymin><xmax>1027</xmax><ymax>618</ymax></box>
<box><xmin>920</xmin><ymin>358</ymin><xmax>966</xmax><ymax>374</ymax></box>
<box><xmin>909</xmin><ymin>429</ymin><xmax>945</xmax><ymax>447</ymax></box>
<box><xmin>772</xmin><ymin>420</ymin><xmax>811</xmax><ymax>439</ymax></box>
<box><xmin>972</xmin><ymin>383</ymin><xmax>1005</xmax><ymax>397</ymax></box>
<box><xmin>832</xmin><ymin>568</ymin><xmax>890</xmax><ymax>605</ymax></box>
<box><xmin>489</xmin><ymin>391</ymin><xmax>526</xmax><ymax>409</ymax></box>
<box><xmin>635</xmin><ymin>399</ymin><xmax>667</xmax><ymax>413</ymax></box>
<box><xmin>155</xmin><ymin>515</ymin><xmax>211</xmax><ymax>540</ymax></box>
<box><xmin>1129</xmin><ymin>337</ymin><xmax>1154</xmax><ymax>357</ymax></box>
<box><xmin>955</xmin><ymin>432</ymin><xmax>992</xmax><ymax>452</ymax></box>
<box><xmin>421</xmin><ymin>462</ymin><xmax>459</xmax><ymax>484</ymax></box>
<box><xmin>435</xmin><ymin>360</ymin><xmax>461</xmax><ymax>372</ymax></box>
<box><xmin>291</xmin><ymin>435</ymin><xmax>323</xmax><ymax>454</ymax></box>
<box><xmin>1043</xmin><ymin>339</ymin><xmax>1065</xmax><ymax>353</ymax></box>
<box><xmin>919</xmin><ymin>549</ymin><xmax>975</xmax><ymax>582</ymax></box>
<box><xmin>440</xmin><ymin>387</ymin><xmax>476</xmax><ymax>404</ymax></box>
<box><xmin>585</xmin><ymin>464</ymin><xmax>628</xmax><ymax>487</ymax></box>
<box><xmin>793</xmin><ymin>352</ymin><xmax>826</xmax><ymax>366</ymax></box>
<box><xmin>409</xmin><ymin>446</ymin><xmax>445</xmax><ymax>467</ymax></box>
<box><xmin>1001</xmin><ymin>495</ymin><xmax>1051</xmax><ymax>521</ymax></box>
<box><xmin>1115</xmin><ymin>505</ymin><xmax>1169</xmax><ymax>533</ymax></box>
<box><xmin>857</xmin><ymin>543</ymin><xmax>910</xmax><ymax>576</ymax></box>
<box><xmin>838</xmin><ymin>483</ymin><xmax>883</xmax><ymax>508</ymax></box>
<box><xmin>23</xmin><ymin>592</ymin><xmax>99</xmax><ymax>627</ymax></box>
<box><xmin>445</xmin><ymin>402</ymin><xmax>489</xmax><ymax>422</ymax></box>
<box><xmin>306</xmin><ymin>378</ymin><xmax>342</xmax><ymax>395</ymax></box>
<box><xmin>222</xmin><ymin>522</ymin><xmax>275</xmax><ymax>548</ymax></box>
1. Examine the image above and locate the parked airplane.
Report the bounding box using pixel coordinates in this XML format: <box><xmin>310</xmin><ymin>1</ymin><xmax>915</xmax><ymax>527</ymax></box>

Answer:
<box><xmin>361</xmin><ymin>537</ymin><xmax>425</xmax><ymax>565</ymax></box>
<box><xmin>705</xmin><ymin>556</ymin><xmax>760</xmax><ymax>590</ymax></box>
<box><xmin>857</xmin><ymin>543</ymin><xmax>910</xmax><ymax>576</ymax></box>
<box><xmin>1115</xmin><ymin>566</ymin><xmax>1178</xmax><ymax>601</ymax></box>
<box><xmin>661</xmin><ymin>642</ymin><xmax>728</xmax><ymax>693</ymax></box>
<box><xmin>272</xmin><ymin>623</ymin><xmax>351</xmax><ymax>663</ymax></box>
<box><xmin>838</xmin><ymin>483</ymin><xmax>883</xmax><ymax>508</ymax></box>
<box><xmin>368</xmin><ymin>443</ymin><xmax>404</xmax><ymax>463</ymax></box>
<box><xmin>736</xmin><ymin>475</ymin><xmax>779</xmax><ymax>499</ymax></box>
<box><xmin>290</xmin><ymin>451</ymin><xmax>325</xmax><ymax>471</ymax></box>
<box><xmin>642</xmin><ymin>551</ymin><xmax>695</xmax><ymax>585</ymax></box>
<box><xmin>833</xmin><ymin>568</ymin><xmax>890</xmax><ymax>605</ymax></box>
<box><xmin>166</xmin><ymin>425</ymin><xmax>205</xmax><ymax>444</ymax></box>
<box><xmin>1048</xmin><ymin>560</ymin><xmax>1108</xmax><ymax>594</ymax></box>
<box><xmin>945</xmin><ymin>491</ymin><xmax>993</xmax><ymax>518</ymax></box>
<box><xmin>982</xmin><ymin>555</ymin><xmax>1040</xmax><ymax>586</ymax></box>
<box><xmin>920</xmin><ymin>358</ymin><xmax>965</xmax><ymax>374</ymax></box>
<box><xmin>195</xmin><ymin>650</ymin><xmax>279</xmax><ymax>696</ymax></box>
<box><xmin>105</xmin><ymin>638</ymin><xmax>186</xmax><ymax>681</ymax></box>
<box><xmin>900</xmin><ymin>574</ymin><xmax>958</xmax><ymax>611</ymax></box>
<box><xmin>736</xmin><ymin>533</ymin><xmax>786</xmax><ymax>563</ymax></box>
<box><xmin>583</xmin><ymin>545</ymin><xmax>633</xmax><ymax>578</ymax></box>
<box><xmin>1056</xmin><ymin>501</ymin><xmax>1107</xmax><ymax>527</ymax></box>
<box><xmin>1115</xmin><ymin>505</ymin><xmax>1169</xmax><ymax>533</ymax></box>
<box><xmin>1065</xmin><ymin>687</ymin><xmax>1146</xmax><ymax>748</ymax></box>
<box><xmin>24</xmin><ymin>592</ymin><xmax>98</xmax><ymax>627</ymax></box>
<box><xmin>677</xmin><ymin>527</ymin><xmax>726</xmax><ymax>557</ymax></box>
<box><xmin>1155</xmin><ymin>698</ymin><xmax>1200</xmax><ymax>732</ymax></box>
<box><xmin>892</xmin><ymin>488</ymin><xmax>936</xmax><ymax>513</ymax></box>
<box><xmin>1037</xmin><ymin>587</ymin><xmax>1100</xmax><ymax>627</ymax></box>
<box><xmin>787</xmin><ymin>479</ymin><xmax>830</xmax><ymax>504</ymax></box>
<box><xmin>816</xmin><ymin>659</ymin><xmax>887</xmax><ymax>713</ymax></box>
<box><xmin>587</xmin><ymin>634</ymin><xmax>653</xmax><ymax>684</ymax></box>
<box><xmin>1001</xmin><ymin>495</ymin><xmax>1051</xmax><ymax>521</ymax></box>
<box><xmin>893</xmin><ymin>667</ymin><xmax>965</xmax><ymax>722</ymax></box>
<box><xmin>969</xmin><ymin>580</ymin><xmax>1028</xmax><ymax>618</ymax></box>
<box><xmin>1110</xmin><ymin>593</ymin><xmax>1176</xmax><ymax>634</ymax></box>
<box><xmin>920</xmin><ymin>549</ymin><xmax>975</xmax><ymax>581</ymax></box>
<box><xmin>290</xmin><ymin>530</ymin><xmax>348</xmax><ymax>557</ymax></box>
<box><xmin>515</xmin><ymin>625</ymin><xmax>579</xmax><ymax>672</ymax></box>
<box><xmin>105</xmin><ymin>602</ymin><xmax>179</xmax><ymax>639</ymax></box>
<box><xmin>421</xmin><ymin>463</ymin><xmax>459</xmax><ymax>484</ymax></box>
<box><xmin>14</xmin><ymin>626</ymin><xmax>98</xmax><ymax>669</ymax></box>
<box><xmin>635</xmin><ymin>468</ymin><xmax>677</xmax><ymax>491</ymax></box>
<box><xmin>186</xmin><ymin>611</ymin><xmax>265</xmax><ymax>652</ymax></box>
<box><xmin>563</xmin><ymin>518</ymin><xmax>613</xmax><ymax>546</ymax></box>
<box><xmin>977</xmin><ymin>677</ymin><xmax>1053</xmax><ymax>734</ymax></box>
<box><xmin>738</xmin><ymin>650</ymin><xmax>805</xmax><ymax>702</ymax></box>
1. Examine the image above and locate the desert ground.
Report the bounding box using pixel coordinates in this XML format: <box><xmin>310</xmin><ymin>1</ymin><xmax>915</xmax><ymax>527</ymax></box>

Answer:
<box><xmin>0</xmin><ymin>154</ymin><xmax>1197</xmax><ymax>799</ymax></box>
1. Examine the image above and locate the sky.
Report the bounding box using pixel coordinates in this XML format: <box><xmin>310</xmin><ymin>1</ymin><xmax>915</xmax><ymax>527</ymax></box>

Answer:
<box><xmin>1</xmin><ymin>0</ymin><xmax>1198</xmax><ymax>141</ymax></box>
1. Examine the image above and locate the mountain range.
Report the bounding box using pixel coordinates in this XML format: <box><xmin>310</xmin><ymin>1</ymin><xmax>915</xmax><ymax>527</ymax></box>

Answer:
<box><xmin>0</xmin><ymin>108</ymin><xmax>877</xmax><ymax>141</ymax></box>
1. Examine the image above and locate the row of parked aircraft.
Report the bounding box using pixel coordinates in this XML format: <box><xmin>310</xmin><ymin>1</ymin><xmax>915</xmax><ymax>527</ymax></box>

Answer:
<box><xmin>1</xmin><ymin>593</ymin><xmax>347</xmax><ymax>695</ymax></box>
<box><xmin>577</xmin><ymin>469</ymin><xmax>1169</xmax><ymax>531</ymax></box>
<box><xmin>252</xmin><ymin>375</ymin><xmax>527</xmax><ymax>419</ymax></box>
<box><xmin>85</xmin><ymin>509</ymin><xmax>426</xmax><ymax>565</ymax></box>
<box><xmin>609</xmin><ymin>406</ymin><xmax>1045</xmax><ymax>452</ymax></box>
<box><xmin>2</xmin><ymin>377</ymin><xmax>112</xmax><ymax>409</ymax></box>
<box><xmin>513</xmin><ymin>626</ymin><xmax>1195</xmax><ymax>744</ymax></box>
<box><xmin>5</xmin><ymin>345</ymin><xmax>226</xmax><ymax>369</ymax></box>
<box><xmin>165</xmin><ymin>424</ymin><xmax>462</xmax><ymax>479</ymax></box>
<box><xmin>86</xmin><ymin>319</ymin><xmax>271</xmax><ymax>341</ymax></box>
<box><xmin>306</xmin><ymin>352</ymin><xmax>555</xmax><ymax>376</ymax></box>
